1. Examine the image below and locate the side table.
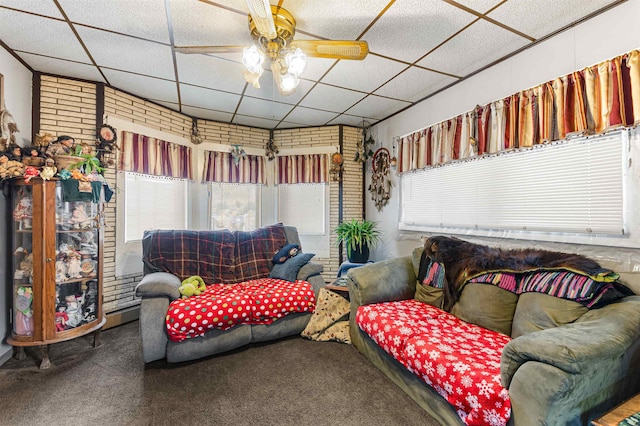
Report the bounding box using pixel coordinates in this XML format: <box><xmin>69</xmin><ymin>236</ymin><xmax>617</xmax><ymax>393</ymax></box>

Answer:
<box><xmin>592</xmin><ymin>393</ymin><xmax>640</xmax><ymax>425</ymax></box>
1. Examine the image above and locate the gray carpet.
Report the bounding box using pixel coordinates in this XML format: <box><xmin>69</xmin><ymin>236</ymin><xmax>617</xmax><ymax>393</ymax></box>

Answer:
<box><xmin>0</xmin><ymin>321</ymin><xmax>441</xmax><ymax>426</ymax></box>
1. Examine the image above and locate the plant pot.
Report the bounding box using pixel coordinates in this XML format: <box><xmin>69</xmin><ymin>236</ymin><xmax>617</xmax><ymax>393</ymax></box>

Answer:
<box><xmin>347</xmin><ymin>244</ymin><xmax>370</xmax><ymax>263</ymax></box>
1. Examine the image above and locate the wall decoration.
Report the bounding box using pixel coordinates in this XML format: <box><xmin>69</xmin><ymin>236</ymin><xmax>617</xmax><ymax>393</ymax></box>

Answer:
<box><xmin>230</xmin><ymin>144</ymin><xmax>247</xmax><ymax>165</ymax></box>
<box><xmin>190</xmin><ymin>118</ymin><xmax>203</xmax><ymax>145</ymax></box>
<box><xmin>265</xmin><ymin>138</ymin><xmax>279</xmax><ymax>160</ymax></box>
<box><xmin>354</xmin><ymin>120</ymin><xmax>375</xmax><ymax>163</ymax></box>
<box><xmin>330</xmin><ymin>151</ymin><xmax>343</xmax><ymax>182</ymax></box>
<box><xmin>368</xmin><ymin>147</ymin><xmax>391</xmax><ymax>211</ymax></box>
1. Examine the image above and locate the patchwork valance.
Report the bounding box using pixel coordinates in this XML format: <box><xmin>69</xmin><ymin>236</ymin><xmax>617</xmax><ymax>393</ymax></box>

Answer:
<box><xmin>119</xmin><ymin>131</ymin><xmax>193</xmax><ymax>179</ymax></box>
<box><xmin>202</xmin><ymin>150</ymin><xmax>266</xmax><ymax>184</ymax></box>
<box><xmin>276</xmin><ymin>154</ymin><xmax>328</xmax><ymax>184</ymax></box>
<box><xmin>397</xmin><ymin>48</ymin><xmax>640</xmax><ymax>173</ymax></box>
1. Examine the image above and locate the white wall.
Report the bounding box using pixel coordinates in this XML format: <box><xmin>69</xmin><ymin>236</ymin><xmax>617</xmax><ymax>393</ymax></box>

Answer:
<box><xmin>368</xmin><ymin>0</ymin><xmax>640</xmax><ymax>262</ymax></box>
<box><xmin>0</xmin><ymin>48</ymin><xmax>33</xmax><ymax>363</ymax></box>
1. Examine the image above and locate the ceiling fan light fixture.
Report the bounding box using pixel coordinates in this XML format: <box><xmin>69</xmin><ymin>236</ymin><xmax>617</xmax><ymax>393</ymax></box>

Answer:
<box><xmin>242</xmin><ymin>45</ymin><xmax>265</xmax><ymax>74</ymax></box>
<box><xmin>285</xmin><ymin>48</ymin><xmax>306</xmax><ymax>76</ymax></box>
<box><xmin>245</xmin><ymin>0</ymin><xmax>277</xmax><ymax>39</ymax></box>
<box><xmin>279</xmin><ymin>72</ymin><xmax>299</xmax><ymax>93</ymax></box>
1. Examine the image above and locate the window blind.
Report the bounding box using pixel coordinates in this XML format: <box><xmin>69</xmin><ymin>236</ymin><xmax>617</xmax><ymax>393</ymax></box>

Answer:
<box><xmin>400</xmin><ymin>131</ymin><xmax>626</xmax><ymax>236</ymax></box>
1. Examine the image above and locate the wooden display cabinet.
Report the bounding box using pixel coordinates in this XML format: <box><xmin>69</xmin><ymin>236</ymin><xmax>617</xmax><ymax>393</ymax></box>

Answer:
<box><xmin>7</xmin><ymin>177</ymin><xmax>105</xmax><ymax>369</ymax></box>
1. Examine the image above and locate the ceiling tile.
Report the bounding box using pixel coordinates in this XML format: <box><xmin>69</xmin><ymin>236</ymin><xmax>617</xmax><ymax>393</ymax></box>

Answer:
<box><xmin>180</xmin><ymin>84</ymin><xmax>241</xmax><ymax>114</ymax></box>
<box><xmin>297</xmin><ymin>55</ymin><xmax>337</xmax><ymax>81</ymax></box>
<box><xmin>283</xmin><ymin>0</ymin><xmax>389</xmax><ymax>40</ymax></box>
<box><xmin>59</xmin><ymin>0</ymin><xmax>170</xmax><ymax>44</ymax></box>
<box><xmin>374</xmin><ymin>66</ymin><xmax>458</xmax><ymax>102</ymax></box>
<box><xmin>299</xmin><ymin>83</ymin><xmax>366</xmax><ymax>112</ymax></box>
<box><xmin>417</xmin><ymin>19</ymin><xmax>529</xmax><ymax>77</ymax></box>
<box><xmin>282</xmin><ymin>106</ymin><xmax>340</xmax><ymax>127</ymax></box>
<box><xmin>235</xmin><ymin>115</ymin><xmax>281</xmax><ymax>129</ymax></box>
<box><xmin>0</xmin><ymin>1</ymin><xmax>63</xmax><ymax>18</ymax></box>
<box><xmin>321</xmin><ymin>54</ymin><xmax>408</xmax><ymax>93</ymax></box>
<box><xmin>236</xmin><ymin>97</ymin><xmax>295</xmax><ymax>121</ymax></box>
<box><xmin>19</xmin><ymin>52</ymin><xmax>105</xmax><ymax>83</ymax></box>
<box><xmin>364</xmin><ymin>0</ymin><xmax>476</xmax><ymax>63</ymax></box>
<box><xmin>169</xmin><ymin>0</ymin><xmax>251</xmax><ymax>47</ymax></box>
<box><xmin>326</xmin><ymin>114</ymin><xmax>375</xmax><ymax>127</ymax></box>
<box><xmin>176</xmin><ymin>54</ymin><xmax>246</xmax><ymax>94</ymax></box>
<box><xmin>453</xmin><ymin>0</ymin><xmax>504</xmax><ymax>14</ymax></box>
<box><xmin>102</xmin><ymin>69</ymin><xmax>178</xmax><ymax>103</ymax></box>
<box><xmin>182</xmin><ymin>105</ymin><xmax>234</xmax><ymax>123</ymax></box>
<box><xmin>487</xmin><ymin>0</ymin><xmax>618</xmax><ymax>40</ymax></box>
<box><xmin>76</xmin><ymin>26</ymin><xmax>175</xmax><ymax>80</ymax></box>
<box><xmin>0</xmin><ymin>9</ymin><xmax>90</xmax><ymax>63</ymax></box>
<box><xmin>345</xmin><ymin>94</ymin><xmax>411</xmax><ymax>120</ymax></box>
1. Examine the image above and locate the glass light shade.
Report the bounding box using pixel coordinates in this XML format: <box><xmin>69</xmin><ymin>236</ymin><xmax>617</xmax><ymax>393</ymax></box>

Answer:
<box><xmin>279</xmin><ymin>72</ymin><xmax>299</xmax><ymax>94</ymax></box>
<box><xmin>285</xmin><ymin>48</ymin><xmax>306</xmax><ymax>76</ymax></box>
<box><xmin>242</xmin><ymin>45</ymin><xmax>265</xmax><ymax>74</ymax></box>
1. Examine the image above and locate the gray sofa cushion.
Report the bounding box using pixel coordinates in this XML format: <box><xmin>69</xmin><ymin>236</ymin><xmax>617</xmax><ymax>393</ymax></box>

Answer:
<box><xmin>270</xmin><ymin>253</ymin><xmax>315</xmax><ymax>281</ymax></box>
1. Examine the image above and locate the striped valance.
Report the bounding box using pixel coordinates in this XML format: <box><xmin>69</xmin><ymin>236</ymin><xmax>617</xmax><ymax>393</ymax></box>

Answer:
<box><xmin>202</xmin><ymin>150</ymin><xmax>266</xmax><ymax>184</ymax></box>
<box><xmin>397</xmin><ymin>48</ymin><xmax>640</xmax><ymax>173</ymax></box>
<box><xmin>119</xmin><ymin>131</ymin><xmax>193</xmax><ymax>179</ymax></box>
<box><xmin>276</xmin><ymin>154</ymin><xmax>328</xmax><ymax>184</ymax></box>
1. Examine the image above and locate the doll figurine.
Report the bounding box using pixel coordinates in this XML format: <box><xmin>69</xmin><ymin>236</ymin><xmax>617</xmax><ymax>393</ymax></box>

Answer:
<box><xmin>68</xmin><ymin>204</ymin><xmax>92</xmax><ymax>229</ymax></box>
<box><xmin>13</xmin><ymin>196</ymin><xmax>32</xmax><ymax>230</ymax></box>
<box><xmin>66</xmin><ymin>251</ymin><xmax>83</xmax><ymax>278</ymax></box>
<box><xmin>55</xmin><ymin>306</ymin><xmax>68</xmax><ymax>331</ymax></box>
<box><xmin>65</xmin><ymin>295</ymin><xmax>82</xmax><ymax>328</ymax></box>
<box><xmin>45</xmin><ymin>135</ymin><xmax>75</xmax><ymax>157</ymax></box>
<box><xmin>40</xmin><ymin>157</ymin><xmax>57</xmax><ymax>180</ymax></box>
<box><xmin>55</xmin><ymin>254</ymin><xmax>68</xmax><ymax>282</ymax></box>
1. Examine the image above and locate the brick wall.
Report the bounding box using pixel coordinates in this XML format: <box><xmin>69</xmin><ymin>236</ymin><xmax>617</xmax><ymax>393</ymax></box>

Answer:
<box><xmin>38</xmin><ymin>75</ymin><xmax>363</xmax><ymax>314</ymax></box>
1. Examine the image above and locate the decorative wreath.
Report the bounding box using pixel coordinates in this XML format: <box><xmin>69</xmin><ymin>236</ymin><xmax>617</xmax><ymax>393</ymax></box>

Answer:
<box><xmin>98</xmin><ymin>124</ymin><xmax>117</xmax><ymax>146</ymax></box>
<box><xmin>331</xmin><ymin>152</ymin><xmax>343</xmax><ymax>165</ymax></box>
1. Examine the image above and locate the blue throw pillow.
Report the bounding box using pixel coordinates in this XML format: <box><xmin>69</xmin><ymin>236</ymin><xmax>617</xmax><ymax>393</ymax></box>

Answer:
<box><xmin>269</xmin><ymin>253</ymin><xmax>315</xmax><ymax>282</ymax></box>
<box><xmin>272</xmin><ymin>243</ymin><xmax>301</xmax><ymax>264</ymax></box>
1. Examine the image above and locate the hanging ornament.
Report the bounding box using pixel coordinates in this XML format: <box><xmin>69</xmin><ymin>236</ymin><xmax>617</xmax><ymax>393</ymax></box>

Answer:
<box><xmin>368</xmin><ymin>147</ymin><xmax>391</xmax><ymax>211</ymax></box>
<box><xmin>390</xmin><ymin>137</ymin><xmax>398</xmax><ymax>169</ymax></box>
<box><xmin>354</xmin><ymin>120</ymin><xmax>375</xmax><ymax>163</ymax></box>
<box><xmin>230</xmin><ymin>144</ymin><xmax>247</xmax><ymax>166</ymax></box>
<box><xmin>330</xmin><ymin>151</ymin><xmax>344</xmax><ymax>181</ymax></box>
<box><xmin>265</xmin><ymin>138</ymin><xmax>279</xmax><ymax>160</ymax></box>
<box><xmin>190</xmin><ymin>119</ymin><xmax>203</xmax><ymax>145</ymax></box>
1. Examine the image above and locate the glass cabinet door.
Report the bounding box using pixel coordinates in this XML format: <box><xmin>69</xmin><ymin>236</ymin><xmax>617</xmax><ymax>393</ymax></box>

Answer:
<box><xmin>11</xmin><ymin>184</ymin><xmax>34</xmax><ymax>336</ymax></box>
<box><xmin>54</xmin><ymin>183</ymin><xmax>100</xmax><ymax>332</ymax></box>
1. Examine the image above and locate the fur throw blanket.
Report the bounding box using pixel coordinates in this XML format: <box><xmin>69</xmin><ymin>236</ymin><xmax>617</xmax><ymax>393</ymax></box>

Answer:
<box><xmin>423</xmin><ymin>236</ymin><xmax>632</xmax><ymax>310</ymax></box>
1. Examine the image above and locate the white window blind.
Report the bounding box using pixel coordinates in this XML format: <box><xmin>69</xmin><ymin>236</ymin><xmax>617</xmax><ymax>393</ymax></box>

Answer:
<box><xmin>124</xmin><ymin>173</ymin><xmax>188</xmax><ymax>242</ymax></box>
<box><xmin>278</xmin><ymin>183</ymin><xmax>326</xmax><ymax>235</ymax></box>
<box><xmin>400</xmin><ymin>131</ymin><xmax>626</xmax><ymax>236</ymax></box>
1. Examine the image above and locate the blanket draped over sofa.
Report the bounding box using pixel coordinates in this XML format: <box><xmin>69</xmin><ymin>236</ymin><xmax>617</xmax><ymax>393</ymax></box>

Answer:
<box><xmin>346</xmin><ymin>236</ymin><xmax>640</xmax><ymax>426</ymax></box>
<box><xmin>136</xmin><ymin>224</ymin><xmax>325</xmax><ymax>363</ymax></box>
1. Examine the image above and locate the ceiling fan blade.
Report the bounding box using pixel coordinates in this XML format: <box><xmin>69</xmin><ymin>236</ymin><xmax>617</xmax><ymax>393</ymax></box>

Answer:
<box><xmin>289</xmin><ymin>40</ymin><xmax>369</xmax><ymax>60</ymax></box>
<box><xmin>175</xmin><ymin>45</ymin><xmax>245</xmax><ymax>54</ymax></box>
<box><xmin>246</xmin><ymin>0</ymin><xmax>277</xmax><ymax>39</ymax></box>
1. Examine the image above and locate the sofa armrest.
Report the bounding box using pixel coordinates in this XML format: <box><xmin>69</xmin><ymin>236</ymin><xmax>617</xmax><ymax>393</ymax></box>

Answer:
<box><xmin>501</xmin><ymin>296</ymin><xmax>640</xmax><ymax>388</ymax></box>
<box><xmin>346</xmin><ymin>255</ymin><xmax>416</xmax><ymax>308</ymax></box>
<box><xmin>135</xmin><ymin>272</ymin><xmax>182</xmax><ymax>301</ymax></box>
<box><xmin>297</xmin><ymin>261</ymin><xmax>323</xmax><ymax>281</ymax></box>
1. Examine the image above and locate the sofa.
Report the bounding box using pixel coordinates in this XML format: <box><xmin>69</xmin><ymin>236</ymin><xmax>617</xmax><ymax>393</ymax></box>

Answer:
<box><xmin>346</xmin><ymin>236</ymin><xmax>640</xmax><ymax>426</ymax></box>
<box><xmin>135</xmin><ymin>224</ymin><xmax>325</xmax><ymax>363</ymax></box>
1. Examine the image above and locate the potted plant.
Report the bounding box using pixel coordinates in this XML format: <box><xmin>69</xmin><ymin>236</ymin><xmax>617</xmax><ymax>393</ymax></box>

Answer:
<box><xmin>334</xmin><ymin>218</ymin><xmax>381</xmax><ymax>263</ymax></box>
<box><xmin>69</xmin><ymin>145</ymin><xmax>104</xmax><ymax>174</ymax></box>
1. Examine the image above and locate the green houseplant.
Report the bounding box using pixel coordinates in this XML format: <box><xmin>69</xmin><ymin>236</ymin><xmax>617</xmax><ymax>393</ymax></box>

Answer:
<box><xmin>334</xmin><ymin>219</ymin><xmax>381</xmax><ymax>263</ymax></box>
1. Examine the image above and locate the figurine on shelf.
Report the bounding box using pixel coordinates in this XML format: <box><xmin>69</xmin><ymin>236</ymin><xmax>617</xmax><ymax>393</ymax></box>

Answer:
<box><xmin>7</xmin><ymin>143</ymin><xmax>23</xmax><ymax>162</ymax></box>
<box><xmin>55</xmin><ymin>306</ymin><xmax>68</xmax><ymax>331</ymax></box>
<box><xmin>66</xmin><ymin>251</ymin><xmax>83</xmax><ymax>279</ymax></box>
<box><xmin>55</xmin><ymin>253</ymin><xmax>68</xmax><ymax>282</ymax></box>
<box><xmin>65</xmin><ymin>294</ymin><xmax>82</xmax><ymax>328</ymax></box>
<box><xmin>40</xmin><ymin>157</ymin><xmax>57</xmax><ymax>180</ymax></box>
<box><xmin>45</xmin><ymin>135</ymin><xmax>75</xmax><ymax>157</ymax></box>
<box><xmin>79</xmin><ymin>251</ymin><xmax>97</xmax><ymax>277</ymax></box>
<box><xmin>83</xmin><ymin>281</ymin><xmax>98</xmax><ymax>321</ymax></box>
<box><xmin>13</xmin><ymin>196</ymin><xmax>32</xmax><ymax>230</ymax></box>
<box><xmin>15</xmin><ymin>286</ymin><xmax>33</xmax><ymax>336</ymax></box>
<box><xmin>68</xmin><ymin>204</ymin><xmax>93</xmax><ymax>229</ymax></box>
<box><xmin>13</xmin><ymin>247</ymin><xmax>33</xmax><ymax>282</ymax></box>
<box><xmin>21</xmin><ymin>146</ymin><xmax>45</xmax><ymax>167</ymax></box>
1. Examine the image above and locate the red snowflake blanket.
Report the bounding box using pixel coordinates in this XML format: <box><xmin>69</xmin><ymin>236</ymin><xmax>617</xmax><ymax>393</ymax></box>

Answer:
<box><xmin>356</xmin><ymin>299</ymin><xmax>511</xmax><ymax>426</ymax></box>
<box><xmin>166</xmin><ymin>278</ymin><xmax>316</xmax><ymax>342</ymax></box>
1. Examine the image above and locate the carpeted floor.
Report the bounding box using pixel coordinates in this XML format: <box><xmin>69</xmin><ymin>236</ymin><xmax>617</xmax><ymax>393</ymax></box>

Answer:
<box><xmin>0</xmin><ymin>321</ymin><xmax>441</xmax><ymax>426</ymax></box>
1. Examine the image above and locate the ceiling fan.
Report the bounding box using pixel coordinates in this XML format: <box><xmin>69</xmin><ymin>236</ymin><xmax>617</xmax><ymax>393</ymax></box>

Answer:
<box><xmin>175</xmin><ymin>0</ymin><xmax>369</xmax><ymax>95</ymax></box>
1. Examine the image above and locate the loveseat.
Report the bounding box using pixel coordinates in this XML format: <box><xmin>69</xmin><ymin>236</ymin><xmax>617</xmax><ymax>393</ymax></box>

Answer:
<box><xmin>346</xmin><ymin>236</ymin><xmax>640</xmax><ymax>425</ymax></box>
<box><xmin>135</xmin><ymin>224</ymin><xmax>325</xmax><ymax>363</ymax></box>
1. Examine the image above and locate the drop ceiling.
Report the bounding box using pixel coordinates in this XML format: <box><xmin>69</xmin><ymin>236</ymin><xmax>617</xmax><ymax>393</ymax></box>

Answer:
<box><xmin>0</xmin><ymin>0</ymin><xmax>626</xmax><ymax>130</ymax></box>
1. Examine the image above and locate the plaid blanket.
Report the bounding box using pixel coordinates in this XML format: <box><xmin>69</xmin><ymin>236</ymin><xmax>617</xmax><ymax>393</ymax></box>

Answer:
<box><xmin>142</xmin><ymin>224</ymin><xmax>287</xmax><ymax>284</ymax></box>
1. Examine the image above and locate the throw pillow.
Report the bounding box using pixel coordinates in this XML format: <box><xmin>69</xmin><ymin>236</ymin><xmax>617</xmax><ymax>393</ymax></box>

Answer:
<box><xmin>414</xmin><ymin>250</ymin><xmax>446</xmax><ymax>308</ymax></box>
<box><xmin>270</xmin><ymin>252</ymin><xmax>315</xmax><ymax>282</ymax></box>
<box><xmin>450</xmin><ymin>283</ymin><xmax>519</xmax><ymax>336</ymax></box>
<box><xmin>511</xmin><ymin>292</ymin><xmax>588</xmax><ymax>338</ymax></box>
<box><xmin>272</xmin><ymin>243</ymin><xmax>300</xmax><ymax>264</ymax></box>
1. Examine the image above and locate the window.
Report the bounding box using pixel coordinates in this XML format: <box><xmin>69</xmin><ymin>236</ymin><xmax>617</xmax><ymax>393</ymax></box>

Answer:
<box><xmin>400</xmin><ymin>130</ymin><xmax>630</xmax><ymax>245</ymax></box>
<box><xmin>278</xmin><ymin>184</ymin><xmax>325</xmax><ymax>234</ymax></box>
<box><xmin>278</xmin><ymin>183</ymin><xmax>330</xmax><ymax>257</ymax></box>
<box><xmin>209</xmin><ymin>183</ymin><xmax>260</xmax><ymax>231</ymax></box>
<box><xmin>123</xmin><ymin>172</ymin><xmax>188</xmax><ymax>242</ymax></box>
